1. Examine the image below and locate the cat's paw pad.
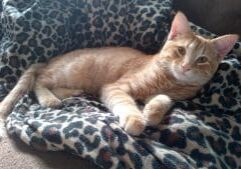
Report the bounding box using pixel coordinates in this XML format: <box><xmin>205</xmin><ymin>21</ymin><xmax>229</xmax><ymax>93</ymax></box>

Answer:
<box><xmin>120</xmin><ymin>114</ymin><xmax>146</xmax><ymax>136</ymax></box>
<box><xmin>0</xmin><ymin>119</ymin><xmax>7</xmax><ymax>141</ymax></box>
<box><xmin>40</xmin><ymin>98</ymin><xmax>62</xmax><ymax>108</ymax></box>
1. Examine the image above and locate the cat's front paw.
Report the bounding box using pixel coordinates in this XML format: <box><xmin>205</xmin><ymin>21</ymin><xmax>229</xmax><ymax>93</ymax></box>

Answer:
<box><xmin>0</xmin><ymin>118</ymin><xmax>7</xmax><ymax>141</ymax></box>
<box><xmin>39</xmin><ymin>97</ymin><xmax>62</xmax><ymax>108</ymax></box>
<box><xmin>120</xmin><ymin>114</ymin><xmax>146</xmax><ymax>136</ymax></box>
<box><xmin>143</xmin><ymin>95</ymin><xmax>172</xmax><ymax>126</ymax></box>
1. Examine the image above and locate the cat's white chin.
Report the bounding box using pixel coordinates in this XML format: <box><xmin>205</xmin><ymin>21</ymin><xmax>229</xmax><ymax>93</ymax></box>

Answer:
<box><xmin>171</xmin><ymin>68</ymin><xmax>207</xmax><ymax>85</ymax></box>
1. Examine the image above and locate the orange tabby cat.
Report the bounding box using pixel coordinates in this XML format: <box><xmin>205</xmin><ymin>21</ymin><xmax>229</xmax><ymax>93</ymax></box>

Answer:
<box><xmin>0</xmin><ymin>12</ymin><xmax>238</xmax><ymax>137</ymax></box>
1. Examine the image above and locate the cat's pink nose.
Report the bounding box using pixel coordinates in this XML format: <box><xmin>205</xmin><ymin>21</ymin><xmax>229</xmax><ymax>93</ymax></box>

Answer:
<box><xmin>181</xmin><ymin>64</ymin><xmax>191</xmax><ymax>73</ymax></box>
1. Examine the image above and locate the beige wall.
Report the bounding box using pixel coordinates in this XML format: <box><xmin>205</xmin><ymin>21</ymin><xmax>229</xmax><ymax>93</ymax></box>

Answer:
<box><xmin>174</xmin><ymin>0</ymin><xmax>241</xmax><ymax>37</ymax></box>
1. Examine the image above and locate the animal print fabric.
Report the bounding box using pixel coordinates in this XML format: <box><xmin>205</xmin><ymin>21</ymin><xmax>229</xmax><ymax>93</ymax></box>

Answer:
<box><xmin>1</xmin><ymin>0</ymin><xmax>241</xmax><ymax>169</ymax></box>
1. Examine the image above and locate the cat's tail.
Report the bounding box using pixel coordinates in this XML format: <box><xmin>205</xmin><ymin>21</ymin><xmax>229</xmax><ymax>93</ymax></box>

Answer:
<box><xmin>0</xmin><ymin>63</ymin><xmax>46</xmax><ymax>118</ymax></box>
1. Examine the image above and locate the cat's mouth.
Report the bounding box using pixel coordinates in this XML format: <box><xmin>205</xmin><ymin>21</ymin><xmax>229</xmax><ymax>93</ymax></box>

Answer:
<box><xmin>172</xmin><ymin>67</ymin><xmax>187</xmax><ymax>80</ymax></box>
<box><xmin>172</xmin><ymin>67</ymin><xmax>199</xmax><ymax>83</ymax></box>
<box><xmin>176</xmin><ymin>70</ymin><xmax>191</xmax><ymax>80</ymax></box>
<box><xmin>172</xmin><ymin>66</ymin><xmax>188</xmax><ymax>76</ymax></box>
<box><xmin>172</xmin><ymin>67</ymin><xmax>209</xmax><ymax>86</ymax></box>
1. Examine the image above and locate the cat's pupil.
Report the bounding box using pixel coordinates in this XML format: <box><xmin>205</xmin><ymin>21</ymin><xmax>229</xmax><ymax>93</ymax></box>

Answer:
<box><xmin>197</xmin><ymin>56</ymin><xmax>208</xmax><ymax>63</ymax></box>
<box><xmin>177</xmin><ymin>46</ymin><xmax>186</xmax><ymax>56</ymax></box>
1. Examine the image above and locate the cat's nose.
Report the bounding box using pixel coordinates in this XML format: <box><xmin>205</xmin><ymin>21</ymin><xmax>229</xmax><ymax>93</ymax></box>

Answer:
<box><xmin>181</xmin><ymin>64</ymin><xmax>191</xmax><ymax>73</ymax></box>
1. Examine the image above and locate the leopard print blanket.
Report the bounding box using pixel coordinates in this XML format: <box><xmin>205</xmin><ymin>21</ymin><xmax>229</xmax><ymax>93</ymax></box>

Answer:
<box><xmin>1</xmin><ymin>0</ymin><xmax>241</xmax><ymax>169</ymax></box>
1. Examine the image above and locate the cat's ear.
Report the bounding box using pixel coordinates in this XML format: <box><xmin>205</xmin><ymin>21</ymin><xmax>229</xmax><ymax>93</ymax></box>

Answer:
<box><xmin>212</xmin><ymin>34</ymin><xmax>239</xmax><ymax>59</ymax></box>
<box><xmin>167</xmin><ymin>12</ymin><xmax>191</xmax><ymax>40</ymax></box>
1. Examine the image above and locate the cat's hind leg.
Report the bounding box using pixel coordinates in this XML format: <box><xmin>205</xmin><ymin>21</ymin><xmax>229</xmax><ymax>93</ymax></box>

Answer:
<box><xmin>143</xmin><ymin>94</ymin><xmax>173</xmax><ymax>126</ymax></box>
<box><xmin>51</xmin><ymin>88</ymin><xmax>83</xmax><ymax>100</ymax></box>
<box><xmin>34</xmin><ymin>83</ymin><xmax>62</xmax><ymax>108</ymax></box>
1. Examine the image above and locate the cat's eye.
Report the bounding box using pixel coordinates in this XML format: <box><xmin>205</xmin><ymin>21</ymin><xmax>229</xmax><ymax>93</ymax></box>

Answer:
<box><xmin>177</xmin><ymin>46</ymin><xmax>186</xmax><ymax>56</ymax></box>
<box><xmin>196</xmin><ymin>56</ymin><xmax>208</xmax><ymax>64</ymax></box>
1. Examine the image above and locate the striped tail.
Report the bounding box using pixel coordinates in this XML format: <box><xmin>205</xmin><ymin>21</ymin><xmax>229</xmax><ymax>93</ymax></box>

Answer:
<box><xmin>0</xmin><ymin>63</ymin><xmax>46</xmax><ymax>118</ymax></box>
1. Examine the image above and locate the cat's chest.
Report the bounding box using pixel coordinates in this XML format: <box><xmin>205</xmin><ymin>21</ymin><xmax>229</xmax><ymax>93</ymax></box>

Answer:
<box><xmin>154</xmin><ymin>77</ymin><xmax>201</xmax><ymax>100</ymax></box>
<box><xmin>161</xmin><ymin>85</ymin><xmax>200</xmax><ymax>100</ymax></box>
<box><xmin>132</xmin><ymin>80</ymin><xmax>200</xmax><ymax>101</ymax></box>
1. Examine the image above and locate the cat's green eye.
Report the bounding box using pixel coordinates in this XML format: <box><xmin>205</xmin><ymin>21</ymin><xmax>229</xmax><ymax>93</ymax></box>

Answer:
<box><xmin>196</xmin><ymin>56</ymin><xmax>208</xmax><ymax>64</ymax></box>
<box><xmin>177</xmin><ymin>46</ymin><xmax>186</xmax><ymax>56</ymax></box>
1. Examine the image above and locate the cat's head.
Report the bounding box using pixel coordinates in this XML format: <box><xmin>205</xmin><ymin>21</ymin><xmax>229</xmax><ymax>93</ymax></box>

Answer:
<box><xmin>160</xmin><ymin>12</ymin><xmax>238</xmax><ymax>85</ymax></box>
